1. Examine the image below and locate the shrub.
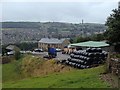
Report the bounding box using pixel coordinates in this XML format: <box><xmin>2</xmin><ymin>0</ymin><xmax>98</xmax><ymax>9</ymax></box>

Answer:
<box><xmin>2</xmin><ymin>56</ymin><xmax>14</xmax><ymax>64</ymax></box>
<box><xmin>15</xmin><ymin>50</ymin><xmax>21</xmax><ymax>60</ymax></box>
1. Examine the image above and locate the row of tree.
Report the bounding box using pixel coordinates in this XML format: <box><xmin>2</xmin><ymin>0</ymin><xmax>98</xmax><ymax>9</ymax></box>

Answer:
<box><xmin>70</xmin><ymin>34</ymin><xmax>105</xmax><ymax>43</ymax></box>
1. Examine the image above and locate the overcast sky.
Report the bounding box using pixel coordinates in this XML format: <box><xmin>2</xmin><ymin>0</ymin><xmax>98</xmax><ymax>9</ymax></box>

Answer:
<box><xmin>1</xmin><ymin>0</ymin><xmax>119</xmax><ymax>24</ymax></box>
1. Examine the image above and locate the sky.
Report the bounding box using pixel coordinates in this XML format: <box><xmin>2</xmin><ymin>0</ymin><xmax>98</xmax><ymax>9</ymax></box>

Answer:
<box><xmin>1</xmin><ymin>0</ymin><xmax>119</xmax><ymax>24</ymax></box>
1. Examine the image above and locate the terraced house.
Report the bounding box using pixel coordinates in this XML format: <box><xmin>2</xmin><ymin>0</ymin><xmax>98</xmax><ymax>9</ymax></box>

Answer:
<box><xmin>38</xmin><ymin>38</ymin><xmax>70</xmax><ymax>51</ymax></box>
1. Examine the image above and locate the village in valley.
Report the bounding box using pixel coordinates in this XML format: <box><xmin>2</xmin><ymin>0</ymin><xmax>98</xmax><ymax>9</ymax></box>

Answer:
<box><xmin>1</xmin><ymin>1</ymin><xmax>120</xmax><ymax>89</ymax></box>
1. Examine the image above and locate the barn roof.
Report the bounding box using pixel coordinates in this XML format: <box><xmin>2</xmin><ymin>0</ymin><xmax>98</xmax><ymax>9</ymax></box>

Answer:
<box><xmin>6</xmin><ymin>45</ymin><xmax>20</xmax><ymax>50</ymax></box>
<box><xmin>70</xmin><ymin>41</ymin><xmax>109</xmax><ymax>48</ymax></box>
<box><xmin>39</xmin><ymin>38</ymin><xmax>66</xmax><ymax>44</ymax></box>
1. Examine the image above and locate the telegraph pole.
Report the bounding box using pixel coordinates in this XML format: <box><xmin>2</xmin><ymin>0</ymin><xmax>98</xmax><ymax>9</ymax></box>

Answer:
<box><xmin>82</xmin><ymin>19</ymin><xmax>84</xmax><ymax>24</ymax></box>
<box><xmin>118</xmin><ymin>1</ymin><xmax>120</xmax><ymax>10</ymax></box>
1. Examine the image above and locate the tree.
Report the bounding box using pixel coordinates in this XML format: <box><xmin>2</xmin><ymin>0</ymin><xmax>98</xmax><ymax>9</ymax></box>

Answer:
<box><xmin>13</xmin><ymin>46</ymin><xmax>21</xmax><ymax>60</ymax></box>
<box><xmin>90</xmin><ymin>34</ymin><xmax>105</xmax><ymax>41</ymax></box>
<box><xmin>74</xmin><ymin>36</ymin><xmax>91</xmax><ymax>43</ymax></box>
<box><xmin>105</xmin><ymin>4</ymin><xmax>120</xmax><ymax>44</ymax></box>
<box><xmin>15</xmin><ymin>50</ymin><xmax>21</xmax><ymax>60</ymax></box>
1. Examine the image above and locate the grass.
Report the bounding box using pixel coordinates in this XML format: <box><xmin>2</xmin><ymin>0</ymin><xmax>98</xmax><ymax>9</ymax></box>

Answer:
<box><xmin>111</xmin><ymin>53</ymin><xmax>120</xmax><ymax>58</ymax></box>
<box><xmin>0</xmin><ymin>64</ymin><xmax>2</xmax><ymax>89</ymax></box>
<box><xmin>2</xmin><ymin>60</ymin><xmax>24</xmax><ymax>82</ymax></box>
<box><xmin>2</xmin><ymin>54</ymin><xmax>111</xmax><ymax>88</ymax></box>
<box><xmin>3</xmin><ymin>65</ymin><xmax>111</xmax><ymax>88</ymax></box>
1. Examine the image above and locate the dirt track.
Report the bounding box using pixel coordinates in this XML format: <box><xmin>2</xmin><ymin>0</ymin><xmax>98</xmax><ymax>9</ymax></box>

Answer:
<box><xmin>33</xmin><ymin>52</ymin><xmax>70</xmax><ymax>61</ymax></box>
<box><xmin>100</xmin><ymin>73</ymin><xmax>119</xmax><ymax>88</ymax></box>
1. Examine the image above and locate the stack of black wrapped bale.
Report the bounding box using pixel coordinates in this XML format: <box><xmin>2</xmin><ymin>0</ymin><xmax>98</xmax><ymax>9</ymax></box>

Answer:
<box><xmin>63</xmin><ymin>48</ymin><xmax>108</xmax><ymax>69</ymax></box>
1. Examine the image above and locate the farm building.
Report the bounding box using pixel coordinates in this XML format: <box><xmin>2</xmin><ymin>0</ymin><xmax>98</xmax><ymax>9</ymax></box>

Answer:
<box><xmin>6</xmin><ymin>45</ymin><xmax>20</xmax><ymax>51</ymax></box>
<box><xmin>38</xmin><ymin>38</ymin><xmax>70</xmax><ymax>51</ymax></box>
<box><xmin>68</xmin><ymin>41</ymin><xmax>114</xmax><ymax>52</ymax></box>
<box><xmin>5</xmin><ymin>45</ymin><xmax>20</xmax><ymax>55</ymax></box>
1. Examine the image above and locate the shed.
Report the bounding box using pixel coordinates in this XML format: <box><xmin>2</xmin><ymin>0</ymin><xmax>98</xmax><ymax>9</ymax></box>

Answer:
<box><xmin>69</xmin><ymin>41</ymin><xmax>111</xmax><ymax>52</ymax></box>
<box><xmin>6</xmin><ymin>45</ymin><xmax>20</xmax><ymax>51</ymax></box>
<box><xmin>70</xmin><ymin>41</ymin><xmax>109</xmax><ymax>48</ymax></box>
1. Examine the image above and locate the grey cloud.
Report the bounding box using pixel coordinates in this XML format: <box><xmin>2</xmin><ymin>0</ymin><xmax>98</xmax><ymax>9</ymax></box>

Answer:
<box><xmin>2</xmin><ymin>2</ymin><xmax>118</xmax><ymax>23</ymax></box>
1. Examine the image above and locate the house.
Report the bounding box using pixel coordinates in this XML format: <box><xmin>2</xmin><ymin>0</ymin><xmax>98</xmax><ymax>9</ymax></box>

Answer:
<box><xmin>38</xmin><ymin>38</ymin><xmax>70</xmax><ymax>51</ymax></box>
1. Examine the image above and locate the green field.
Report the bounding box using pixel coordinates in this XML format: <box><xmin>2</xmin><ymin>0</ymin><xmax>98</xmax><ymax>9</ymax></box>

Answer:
<box><xmin>2</xmin><ymin>61</ymin><xmax>24</xmax><ymax>82</ymax></box>
<box><xmin>2</xmin><ymin>55</ymin><xmax>111</xmax><ymax>88</ymax></box>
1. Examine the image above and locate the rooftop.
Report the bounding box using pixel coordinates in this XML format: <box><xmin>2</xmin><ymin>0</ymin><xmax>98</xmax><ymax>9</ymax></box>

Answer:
<box><xmin>70</xmin><ymin>41</ymin><xmax>109</xmax><ymax>48</ymax></box>
<box><xmin>39</xmin><ymin>38</ymin><xmax>66</xmax><ymax>44</ymax></box>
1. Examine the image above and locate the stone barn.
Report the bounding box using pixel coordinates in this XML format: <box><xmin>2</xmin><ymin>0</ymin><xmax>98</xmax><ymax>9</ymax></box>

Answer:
<box><xmin>38</xmin><ymin>38</ymin><xmax>70</xmax><ymax>51</ymax></box>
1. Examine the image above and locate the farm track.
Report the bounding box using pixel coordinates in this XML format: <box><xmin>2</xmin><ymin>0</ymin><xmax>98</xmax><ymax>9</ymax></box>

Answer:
<box><xmin>100</xmin><ymin>74</ymin><xmax>119</xmax><ymax>88</ymax></box>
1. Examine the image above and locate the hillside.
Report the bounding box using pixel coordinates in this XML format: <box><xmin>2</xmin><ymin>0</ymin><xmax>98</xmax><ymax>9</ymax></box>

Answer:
<box><xmin>2</xmin><ymin>55</ymin><xmax>111</xmax><ymax>88</ymax></box>
<box><xmin>1</xmin><ymin>22</ymin><xmax>106</xmax><ymax>45</ymax></box>
<box><xmin>3</xmin><ymin>66</ymin><xmax>111</xmax><ymax>88</ymax></box>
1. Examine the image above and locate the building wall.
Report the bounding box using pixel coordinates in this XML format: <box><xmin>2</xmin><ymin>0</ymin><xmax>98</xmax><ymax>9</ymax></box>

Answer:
<box><xmin>38</xmin><ymin>39</ymin><xmax>70</xmax><ymax>51</ymax></box>
<box><xmin>61</xmin><ymin>39</ymin><xmax>70</xmax><ymax>49</ymax></box>
<box><xmin>38</xmin><ymin>43</ymin><xmax>48</xmax><ymax>51</ymax></box>
<box><xmin>38</xmin><ymin>42</ymin><xmax>62</xmax><ymax>51</ymax></box>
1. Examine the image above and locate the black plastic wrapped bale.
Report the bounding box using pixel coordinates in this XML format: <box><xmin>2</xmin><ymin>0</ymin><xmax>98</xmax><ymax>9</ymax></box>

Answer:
<box><xmin>86</xmin><ymin>57</ymin><xmax>93</xmax><ymax>62</ymax></box>
<box><xmin>70</xmin><ymin>54</ymin><xmax>74</xmax><ymax>58</ymax></box>
<box><xmin>77</xmin><ymin>59</ymin><xmax>84</xmax><ymax>64</ymax></box>
<box><xmin>86</xmin><ymin>66</ymin><xmax>90</xmax><ymax>68</ymax></box>
<box><xmin>86</xmin><ymin>48</ymin><xmax>92</xmax><ymax>53</ymax></box>
<box><xmin>74</xmin><ymin>55</ymin><xmax>80</xmax><ymax>59</ymax></box>
<box><xmin>86</xmin><ymin>48</ymin><xmax>102</xmax><ymax>53</ymax></box>
<box><xmin>88</xmin><ymin>53</ymin><xmax>94</xmax><ymax>57</ymax></box>
<box><xmin>84</xmin><ymin>52</ymin><xmax>89</xmax><ymax>56</ymax></box>
<box><xmin>83</xmin><ymin>56</ymin><xmax>88</xmax><ymax>61</ymax></box>
<box><xmin>102</xmin><ymin>51</ymin><xmax>108</xmax><ymax>57</ymax></box>
<box><xmin>77</xmin><ymin>64</ymin><xmax>81</xmax><ymax>69</ymax></box>
<box><xmin>95</xmin><ymin>53</ymin><xmax>101</xmax><ymax>57</ymax></box>
<box><xmin>68</xmin><ymin>58</ymin><xmax>71</xmax><ymax>61</ymax></box>
<box><xmin>91</xmin><ymin>48</ymin><xmax>96</xmax><ymax>52</ymax></box>
<box><xmin>68</xmin><ymin>61</ymin><xmax>72</xmax><ymax>66</ymax></box>
<box><xmin>72</xmin><ymin>51</ymin><xmax>76</xmax><ymax>55</ymax></box>
<box><xmin>97</xmin><ymin>48</ymin><xmax>102</xmax><ymax>53</ymax></box>
<box><xmin>80</xmin><ymin>65</ymin><xmax>86</xmax><ymax>69</ymax></box>
<box><xmin>84</xmin><ymin>61</ymin><xmax>92</xmax><ymax>65</ymax></box>
<box><xmin>73</xmin><ymin>51</ymin><xmax>79</xmax><ymax>55</ymax></box>
<box><xmin>65</xmin><ymin>60</ymin><xmax>69</xmax><ymax>65</ymax></box>
<box><xmin>59</xmin><ymin>60</ymin><xmax>66</xmax><ymax>63</ymax></box>
<box><xmin>70</xmin><ymin>58</ymin><xmax>76</xmax><ymax>63</ymax></box>
<box><xmin>63</xmin><ymin>47</ymin><xmax>108</xmax><ymax>69</ymax></box>
<box><xmin>76</xmin><ymin>51</ymin><xmax>80</xmax><ymax>55</ymax></box>
<box><xmin>101</xmin><ymin>52</ymin><xmax>106</xmax><ymax>59</ymax></box>
<box><xmin>74</xmin><ymin>63</ymin><xmax>78</xmax><ymax>68</ymax></box>
<box><xmin>71</xmin><ymin>62</ymin><xmax>74</xmax><ymax>67</ymax></box>
<box><xmin>78</xmin><ymin>50</ymin><xmax>83</xmax><ymax>55</ymax></box>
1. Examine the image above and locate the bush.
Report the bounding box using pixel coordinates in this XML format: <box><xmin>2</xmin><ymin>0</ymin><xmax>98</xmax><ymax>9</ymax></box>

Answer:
<box><xmin>15</xmin><ymin>50</ymin><xmax>21</xmax><ymax>60</ymax></box>
<box><xmin>2</xmin><ymin>56</ymin><xmax>14</xmax><ymax>64</ymax></box>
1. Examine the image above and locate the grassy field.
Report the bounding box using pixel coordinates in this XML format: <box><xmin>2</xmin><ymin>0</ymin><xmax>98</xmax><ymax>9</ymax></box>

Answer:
<box><xmin>2</xmin><ymin>55</ymin><xmax>111</xmax><ymax>88</ymax></box>
<box><xmin>2</xmin><ymin>60</ymin><xmax>24</xmax><ymax>82</ymax></box>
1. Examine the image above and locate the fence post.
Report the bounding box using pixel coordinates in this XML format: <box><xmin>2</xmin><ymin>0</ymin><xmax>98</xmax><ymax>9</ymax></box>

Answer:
<box><xmin>118</xmin><ymin>59</ymin><xmax>120</xmax><ymax>89</ymax></box>
<box><xmin>106</xmin><ymin>52</ymin><xmax>110</xmax><ymax>73</ymax></box>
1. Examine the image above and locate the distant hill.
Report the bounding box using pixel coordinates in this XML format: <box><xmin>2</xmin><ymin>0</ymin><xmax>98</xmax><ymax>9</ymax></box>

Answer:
<box><xmin>2</xmin><ymin>22</ymin><xmax>106</xmax><ymax>30</ymax></box>
<box><xmin>1</xmin><ymin>22</ymin><xmax>106</xmax><ymax>45</ymax></box>
<box><xmin>2</xmin><ymin>22</ymin><xmax>41</xmax><ymax>28</ymax></box>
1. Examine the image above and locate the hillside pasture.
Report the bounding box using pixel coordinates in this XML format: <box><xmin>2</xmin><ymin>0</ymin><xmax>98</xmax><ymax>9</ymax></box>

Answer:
<box><xmin>2</xmin><ymin>55</ymin><xmax>111</xmax><ymax>88</ymax></box>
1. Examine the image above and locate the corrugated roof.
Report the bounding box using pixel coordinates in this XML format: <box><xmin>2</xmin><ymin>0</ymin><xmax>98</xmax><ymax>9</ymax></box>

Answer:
<box><xmin>6</xmin><ymin>45</ymin><xmax>20</xmax><ymax>50</ymax></box>
<box><xmin>70</xmin><ymin>41</ymin><xmax>109</xmax><ymax>47</ymax></box>
<box><xmin>39</xmin><ymin>38</ymin><xmax>65</xmax><ymax>44</ymax></box>
<box><xmin>6</xmin><ymin>45</ymin><xmax>15</xmax><ymax>50</ymax></box>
